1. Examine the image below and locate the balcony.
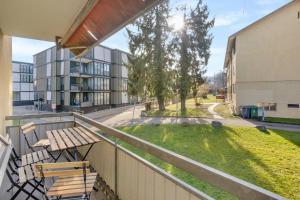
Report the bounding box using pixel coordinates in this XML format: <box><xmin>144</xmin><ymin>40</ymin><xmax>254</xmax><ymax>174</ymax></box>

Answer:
<box><xmin>0</xmin><ymin>112</ymin><xmax>286</xmax><ymax>200</ymax></box>
<box><xmin>81</xmin><ymin>101</ymin><xmax>93</xmax><ymax>107</ymax></box>
<box><xmin>70</xmin><ymin>84</ymin><xmax>80</xmax><ymax>91</ymax></box>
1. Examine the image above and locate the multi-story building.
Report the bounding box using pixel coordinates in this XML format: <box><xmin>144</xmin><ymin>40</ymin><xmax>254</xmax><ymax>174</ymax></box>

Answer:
<box><xmin>12</xmin><ymin>61</ymin><xmax>34</xmax><ymax>106</ymax></box>
<box><xmin>34</xmin><ymin>45</ymin><xmax>129</xmax><ymax>112</ymax></box>
<box><xmin>224</xmin><ymin>0</ymin><xmax>300</xmax><ymax>118</ymax></box>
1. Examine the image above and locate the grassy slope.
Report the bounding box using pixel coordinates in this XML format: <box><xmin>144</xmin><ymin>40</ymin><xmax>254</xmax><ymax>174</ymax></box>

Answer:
<box><xmin>264</xmin><ymin>117</ymin><xmax>300</xmax><ymax>125</ymax></box>
<box><xmin>146</xmin><ymin>95</ymin><xmax>218</xmax><ymax>118</ymax></box>
<box><xmin>119</xmin><ymin>125</ymin><xmax>300</xmax><ymax>200</ymax></box>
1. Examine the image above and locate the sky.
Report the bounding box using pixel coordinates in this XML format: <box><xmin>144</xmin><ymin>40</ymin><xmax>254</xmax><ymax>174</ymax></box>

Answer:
<box><xmin>12</xmin><ymin>0</ymin><xmax>290</xmax><ymax>76</ymax></box>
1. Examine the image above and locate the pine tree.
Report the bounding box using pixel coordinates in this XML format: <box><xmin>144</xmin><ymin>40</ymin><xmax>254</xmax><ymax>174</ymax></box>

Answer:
<box><xmin>173</xmin><ymin>0</ymin><xmax>214</xmax><ymax>112</ymax></box>
<box><xmin>126</xmin><ymin>0</ymin><xmax>172</xmax><ymax>111</ymax></box>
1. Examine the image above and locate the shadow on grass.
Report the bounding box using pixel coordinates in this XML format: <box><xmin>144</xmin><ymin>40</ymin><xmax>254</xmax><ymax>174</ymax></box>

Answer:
<box><xmin>273</xmin><ymin>129</ymin><xmax>300</xmax><ymax>147</ymax></box>
<box><xmin>117</xmin><ymin>124</ymin><xmax>296</xmax><ymax>199</ymax></box>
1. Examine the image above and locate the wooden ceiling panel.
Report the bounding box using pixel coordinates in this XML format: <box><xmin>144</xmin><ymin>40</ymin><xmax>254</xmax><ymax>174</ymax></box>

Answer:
<box><xmin>62</xmin><ymin>0</ymin><xmax>160</xmax><ymax>56</ymax></box>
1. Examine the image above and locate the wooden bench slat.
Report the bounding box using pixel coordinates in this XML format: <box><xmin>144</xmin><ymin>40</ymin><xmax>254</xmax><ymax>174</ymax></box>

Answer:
<box><xmin>53</xmin><ymin>178</ymin><xmax>97</xmax><ymax>187</ymax></box>
<box><xmin>18</xmin><ymin>167</ymin><xmax>27</xmax><ymax>183</ymax></box>
<box><xmin>54</xmin><ymin>175</ymin><xmax>97</xmax><ymax>185</ymax></box>
<box><xmin>68</xmin><ymin>128</ymin><xmax>88</xmax><ymax>146</ymax></box>
<box><xmin>47</xmin><ymin>131</ymin><xmax>59</xmax><ymax>151</ymax></box>
<box><xmin>37</xmin><ymin>151</ymin><xmax>44</xmax><ymax>161</ymax></box>
<box><xmin>32</xmin><ymin>152</ymin><xmax>39</xmax><ymax>163</ymax></box>
<box><xmin>32</xmin><ymin>139</ymin><xmax>50</xmax><ymax>148</ymax></box>
<box><xmin>36</xmin><ymin>169</ymin><xmax>91</xmax><ymax>178</ymax></box>
<box><xmin>57</xmin><ymin>129</ymin><xmax>75</xmax><ymax>149</ymax></box>
<box><xmin>73</xmin><ymin>128</ymin><xmax>94</xmax><ymax>144</ymax></box>
<box><xmin>22</xmin><ymin>126</ymin><xmax>36</xmax><ymax>134</ymax></box>
<box><xmin>26</xmin><ymin>153</ymin><xmax>33</xmax><ymax>165</ymax></box>
<box><xmin>24</xmin><ymin>165</ymin><xmax>34</xmax><ymax>181</ymax></box>
<box><xmin>52</xmin><ymin>130</ymin><xmax>67</xmax><ymax>150</ymax></box>
<box><xmin>63</xmin><ymin>129</ymin><xmax>81</xmax><ymax>146</ymax></box>
<box><xmin>42</xmin><ymin>149</ymin><xmax>50</xmax><ymax>159</ymax></box>
<box><xmin>49</xmin><ymin>183</ymin><xmax>95</xmax><ymax>192</ymax></box>
<box><xmin>77</xmin><ymin>127</ymin><xmax>101</xmax><ymax>143</ymax></box>
<box><xmin>47</xmin><ymin>187</ymin><xmax>94</xmax><ymax>197</ymax></box>
<box><xmin>21</xmin><ymin>154</ymin><xmax>27</xmax><ymax>166</ymax></box>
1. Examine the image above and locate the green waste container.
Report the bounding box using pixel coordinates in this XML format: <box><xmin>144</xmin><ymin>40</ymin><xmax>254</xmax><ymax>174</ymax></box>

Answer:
<box><xmin>250</xmin><ymin>106</ymin><xmax>258</xmax><ymax>119</ymax></box>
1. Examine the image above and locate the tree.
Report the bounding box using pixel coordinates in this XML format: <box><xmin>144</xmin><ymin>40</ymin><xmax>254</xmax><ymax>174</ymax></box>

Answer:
<box><xmin>173</xmin><ymin>0</ymin><xmax>214</xmax><ymax>112</ymax></box>
<box><xmin>126</xmin><ymin>0</ymin><xmax>172</xmax><ymax>111</ymax></box>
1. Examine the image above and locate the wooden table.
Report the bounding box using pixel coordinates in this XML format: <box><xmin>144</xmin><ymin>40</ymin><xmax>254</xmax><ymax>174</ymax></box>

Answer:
<box><xmin>46</xmin><ymin>127</ymin><xmax>101</xmax><ymax>161</ymax></box>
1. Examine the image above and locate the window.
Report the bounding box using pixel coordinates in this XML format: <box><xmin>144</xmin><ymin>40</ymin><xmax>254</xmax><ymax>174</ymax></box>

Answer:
<box><xmin>103</xmin><ymin>78</ymin><xmax>110</xmax><ymax>90</ymax></box>
<box><xmin>122</xmin><ymin>79</ymin><xmax>128</xmax><ymax>91</ymax></box>
<box><xmin>94</xmin><ymin>92</ymin><xmax>110</xmax><ymax>105</ymax></box>
<box><xmin>288</xmin><ymin>104</ymin><xmax>299</xmax><ymax>108</ymax></box>
<box><xmin>104</xmin><ymin>64</ymin><xmax>110</xmax><ymax>76</ymax></box>
<box><xmin>20</xmin><ymin>74</ymin><xmax>32</xmax><ymax>83</ymax></box>
<box><xmin>47</xmin><ymin>78</ymin><xmax>51</xmax><ymax>90</ymax></box>
<box><xmin>94</xmin><ymin>62</ymin><xmax>104</xmax><ymax>75</ymax></box>
<box><xmin>104</xmin><ymin>92</ymin><xmax>110</xmax><ymax>104</ymax></box>
<box><xmin>70</xmin><ymin>61</ymin><xmax>80</xmax><ymax>73</ymax></box>
<box><xmin>60</xmin><ymin>77</ymin><xmax>64</xmax><ymax>90</ymax></box>
<box><xmin>264</xmin><ymin>103</ymin><xmax>276</xmax><ymax>111</ymax></box>
<box><xmin>13</xmin><ymin>92</ymin><xmax>20</xmax><ymax>101</ymax></box>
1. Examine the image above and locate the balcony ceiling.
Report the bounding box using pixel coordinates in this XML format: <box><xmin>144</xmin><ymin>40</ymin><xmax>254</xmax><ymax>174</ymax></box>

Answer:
<box><xmin>0</xmin><ymin>0</ymin><xmax>160</xmax><ymax>56</ymax></box>
<box><xmin>0</xmin><ymin>0</ymin><xmax>88</xmax><ymax>41</ymax></box>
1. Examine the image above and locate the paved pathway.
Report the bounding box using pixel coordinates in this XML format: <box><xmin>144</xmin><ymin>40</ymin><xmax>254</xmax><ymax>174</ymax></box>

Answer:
<box><xmin>207</xmin><ymin>103</ymin><xmax>224</xmax><ymax>119</ymax></box>
<box><xmin>89</xmin><ymin>106</ymin><xmax>300</xmax><ymax>132</ymax></box>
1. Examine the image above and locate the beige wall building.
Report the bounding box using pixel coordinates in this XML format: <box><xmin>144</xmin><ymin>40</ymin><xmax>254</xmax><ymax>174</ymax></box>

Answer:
<box><xmin>224</xmin><ymin>0</ymin><xmax>300</xmax><ymax>119</ymax></box>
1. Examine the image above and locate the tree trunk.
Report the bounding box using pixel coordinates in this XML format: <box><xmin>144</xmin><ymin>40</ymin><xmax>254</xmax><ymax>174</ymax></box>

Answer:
<box><xmin>158</xmin><ymin>96</ymin><xmax>165</xmax><ymax>111</ymax></box>
<box><xmin>181</xmin><ymin>97</ymin><xmax>186</xmax><ymax>113</ymax></box>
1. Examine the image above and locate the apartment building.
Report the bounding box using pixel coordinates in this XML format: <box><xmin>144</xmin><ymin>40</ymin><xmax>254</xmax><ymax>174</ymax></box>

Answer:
<box><xmin>34</xmin><ymin>45</ymin><xmax>129</xmax><ymax>112</ymax></box>
<box><xmin>224</xmin><ymin>0</ymin><xmax>300</xmax><ymax>118</ymax></box>
<box><xmin>12</xmin><ymin>61</ymin><xmax>34</xmax><ymax>106</ymax></box>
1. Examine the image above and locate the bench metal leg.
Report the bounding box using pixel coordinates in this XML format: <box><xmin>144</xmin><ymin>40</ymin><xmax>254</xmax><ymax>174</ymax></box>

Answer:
<box><xmin>82</xmin><ymin>144</ymin><xmax>94</xmax><ymax>161</ymax></box>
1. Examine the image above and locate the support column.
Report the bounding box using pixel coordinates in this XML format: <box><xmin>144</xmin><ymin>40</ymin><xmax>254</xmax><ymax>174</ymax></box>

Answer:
<box><xmin>0</xmin><ymin>31</ymin><xmax>12</xmax><ymax>136</ymax></box>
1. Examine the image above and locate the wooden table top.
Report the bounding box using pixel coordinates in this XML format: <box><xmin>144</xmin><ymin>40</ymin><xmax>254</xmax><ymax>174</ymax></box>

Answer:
<box><xmin>46</xmin><ymin>127</ymin><xmax>101</xmax><ymax>152</ymax></box>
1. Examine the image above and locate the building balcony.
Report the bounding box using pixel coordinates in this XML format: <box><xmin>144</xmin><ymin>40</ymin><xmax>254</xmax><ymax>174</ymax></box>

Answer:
<box><xmin>70</xmin><ymin>84</ymin><xmax>80</xmax><ymax>91</ymax></box>
<box><xmin>0</xmin><ymin>112</ymin><xmax>286</xmax><ymax>200</ymax></box>
<box><xmin>81</xmin><ymin>101</ymin><xmax>93</xmax><ymax>107</ymax></box>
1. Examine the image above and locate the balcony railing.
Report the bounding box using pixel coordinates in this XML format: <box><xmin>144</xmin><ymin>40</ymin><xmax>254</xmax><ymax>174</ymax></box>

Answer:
<box><xmin>1</xmin><ymin>112</ymin><xmax>287</xmax><ymax>200</ymax></box>
<box><xmin>70</xmin><ymin>84</ymin><xmax>80</xmax><ymax>91</ymax></box>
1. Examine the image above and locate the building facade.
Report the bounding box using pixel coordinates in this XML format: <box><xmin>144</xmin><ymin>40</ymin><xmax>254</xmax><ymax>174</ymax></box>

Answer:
<box><xmin>34</xmin><ymin>45</ymin><xmax>129</xmax><ymax>112</ymax></box>
<box><xmin>12</xmin><ymin>61</ymin><xmax>34</xmax><ymax>106</ymax></box>
<box><xmin>224</xmin><ymin>0</ymin><xmax>300</xmax><ymax>119</ymax></box>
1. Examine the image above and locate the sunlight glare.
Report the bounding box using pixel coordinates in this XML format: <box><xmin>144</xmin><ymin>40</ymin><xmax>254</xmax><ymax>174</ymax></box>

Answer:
<box><xmin>168</xmin><ymin>15</ymin><xmax>184</xmax><ymax>31</ymax></box>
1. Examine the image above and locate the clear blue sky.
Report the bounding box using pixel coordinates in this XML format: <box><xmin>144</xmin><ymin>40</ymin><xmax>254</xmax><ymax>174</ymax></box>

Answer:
<box><xmin>12</xmin><ymin>0</ymin><xmax>290</xmax><ymax>76</ymax></box>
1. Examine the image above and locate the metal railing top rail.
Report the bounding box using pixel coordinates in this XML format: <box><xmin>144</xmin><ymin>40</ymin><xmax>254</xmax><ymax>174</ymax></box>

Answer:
<box><xmin>73</xmin><ymin>113</ymin><xmax>287</xmax><ymax>200</ymax></box>
<box><xmin>5</xmin><ymin>112</ymin><xmax>73</xmax><ymax>121</ymax></box>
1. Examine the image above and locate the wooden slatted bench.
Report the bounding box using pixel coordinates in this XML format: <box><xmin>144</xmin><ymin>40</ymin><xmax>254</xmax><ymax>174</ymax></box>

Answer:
<box><xmin>0</xmin><ymin>135</ymin><xmax>44</xmax><ymax>200</ymax></box>
<box><xmin>21</xmin><ymin>149</ymin><xmax>50</xmax><ymax>166</ymax></box>
<box><xmin>47</xmin><ymin>127</ymin><xmax>101</xmax><ymax>161</ymax></box>
<box><xmin>34</xmin><ymin>161</ymin><xmax>98</xmax><ymax>200</ymax></box>
<box><xmin>20</xmin><ymin>122</ymin><xmax>56</xmax><ymax>161</ymax></box>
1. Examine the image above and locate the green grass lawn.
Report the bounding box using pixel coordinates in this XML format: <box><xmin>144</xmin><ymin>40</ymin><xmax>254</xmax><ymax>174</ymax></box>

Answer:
<box><xmin>264</xmin><ymin>117</ymin><xmax>300</xmax><ymax>125</ymax></box>
<box><xmin>146</xmin><ymin>103</ymin><xmax>213</xmax><ymax>118</ymax></box>
<box><xmin>118</xmin><ymin>125</ymin><xmax>300</xmax><ymax>200</ymax></box>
